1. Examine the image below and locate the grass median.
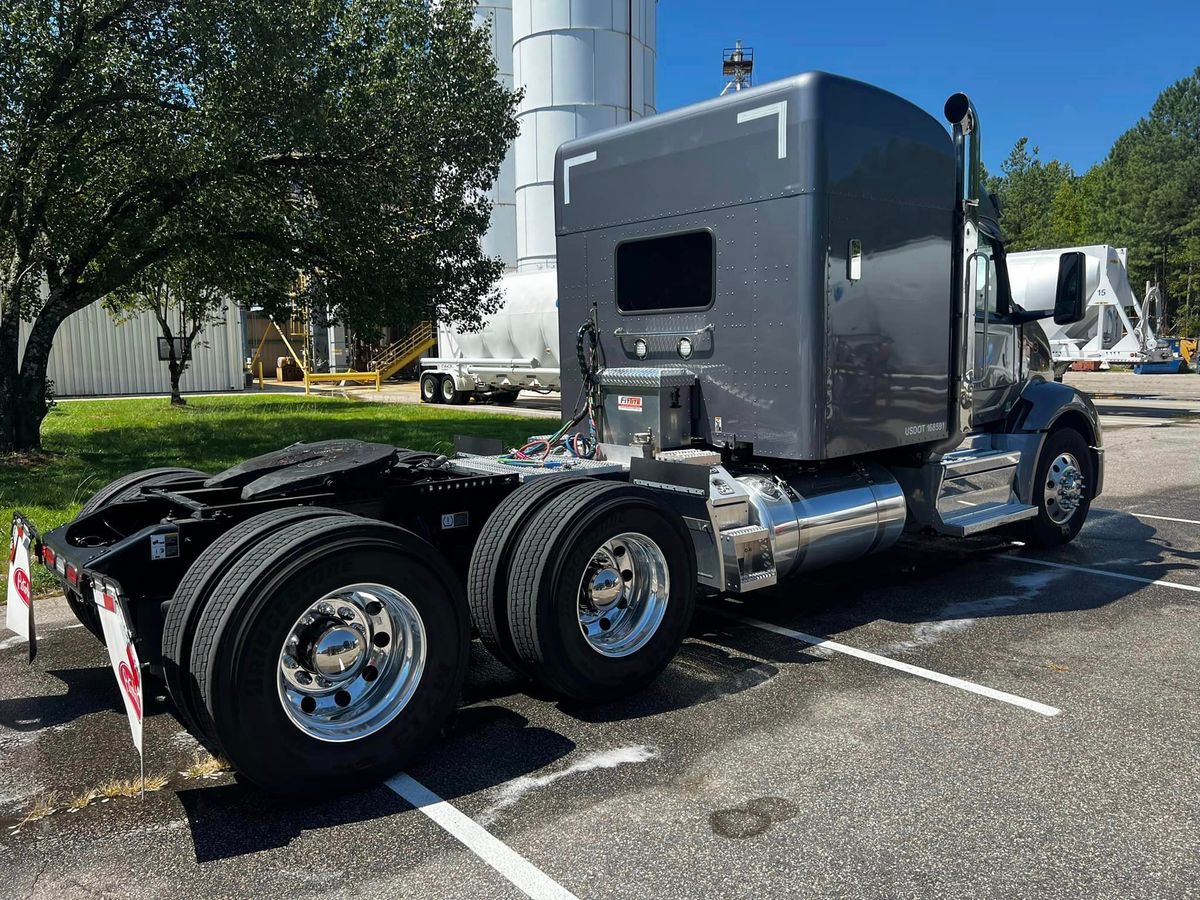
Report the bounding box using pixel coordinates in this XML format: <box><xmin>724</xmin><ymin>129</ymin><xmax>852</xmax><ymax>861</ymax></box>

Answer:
<box><xmin>0</xmin><ymin>394</ymin><xmax>541</xmax><ymax>594</ymax></box>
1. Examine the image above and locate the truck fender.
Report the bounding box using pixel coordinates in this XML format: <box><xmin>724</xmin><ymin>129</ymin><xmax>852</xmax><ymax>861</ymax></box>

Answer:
<box><xmin>997</xmin><ymin>379</ymin><xmax>1104</xmax><ymax>502</ymax></box>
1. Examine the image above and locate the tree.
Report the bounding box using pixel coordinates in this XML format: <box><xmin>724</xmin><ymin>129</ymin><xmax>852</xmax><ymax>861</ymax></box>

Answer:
<box><xmin>0</xmin><ymin>0</ymin><xmax>518</xmax><ymax>451</ymax></box>
<box><xmin>107</xmin><ymin>258</ymin><xmax>228</xmax><ymax>406</ymax></box>
<box><xmin>1063</xmin><ymin>68</ymin><xmax>1200</xmax><ymax>325</ymax></box>
<box><xmin>987</xmin><ymin>138</ymin><xmax>1075</xmax><ymax>251</ymax></box>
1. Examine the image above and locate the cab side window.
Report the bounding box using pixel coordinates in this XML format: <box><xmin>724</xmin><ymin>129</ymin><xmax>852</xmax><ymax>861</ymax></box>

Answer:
<box><xmin>974</xmin><ymin>234</ymin><xmax>1000</xmax><ymax>317</ymax></box>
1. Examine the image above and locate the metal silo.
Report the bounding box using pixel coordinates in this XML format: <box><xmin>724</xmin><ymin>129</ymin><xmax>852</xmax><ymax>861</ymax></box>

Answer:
<box><xmin>474</xmin><ymin>1</ymin><xmax>518</xmax><ymax>271</ymax></box>
<box><xmin>511</xmin><ymin>0</ymin><xmax>657</xmax><ymax>272</ymax></box>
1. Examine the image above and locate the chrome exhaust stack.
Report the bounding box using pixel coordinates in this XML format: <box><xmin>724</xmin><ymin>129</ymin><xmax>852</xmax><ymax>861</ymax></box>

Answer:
<box><xmin>939</xmin><ymin>90</ymin><xmax>982</xmax><ymax>451</ymax></box>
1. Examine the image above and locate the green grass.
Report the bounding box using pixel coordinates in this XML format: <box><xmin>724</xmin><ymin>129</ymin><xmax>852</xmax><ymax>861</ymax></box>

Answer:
<box><xmin>0</xmin><ymin>394</ymin><xmax>541</xmax><ymax>594</ymax></box>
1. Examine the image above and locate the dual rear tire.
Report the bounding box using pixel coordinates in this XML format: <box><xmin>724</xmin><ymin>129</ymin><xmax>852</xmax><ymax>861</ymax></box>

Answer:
<box><xmin>164</xmin><ymin>514</ymin><xmax>469</xmax><ymax>791</ymax></box>
<box><xmin>469</xmin><ymin>480</ymin><xmax>696</xmax><ymax>701</ymax></box>
<box><xmin>419</xmin><ymin>373</ymin><xmax>468</xmax><ymax>405</ymax></box>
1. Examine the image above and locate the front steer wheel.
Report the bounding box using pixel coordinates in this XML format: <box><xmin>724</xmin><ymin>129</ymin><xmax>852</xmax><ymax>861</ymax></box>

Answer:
<box><xmin>1020</xmin><ymin>427</ymin><xmax>1094</xmax><ymax>548</ymax></box>
<box><xmin>187</xmin><ymin>516</ymin><xmax>470</xmax><ymax>792</ymax></box>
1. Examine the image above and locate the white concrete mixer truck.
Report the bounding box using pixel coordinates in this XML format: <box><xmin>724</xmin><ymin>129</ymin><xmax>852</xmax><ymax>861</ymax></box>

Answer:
<box><xmin>419</xmin><ymin>270</ymin><xmax>561</xmax><ymax>405</ymax></box>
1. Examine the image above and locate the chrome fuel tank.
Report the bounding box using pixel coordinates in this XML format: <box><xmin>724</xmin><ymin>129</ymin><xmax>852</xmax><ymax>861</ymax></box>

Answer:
<box><xmin>737</xmin><ymin>465</ymin><xmax>906</xmax><ymax>578</ymax></box>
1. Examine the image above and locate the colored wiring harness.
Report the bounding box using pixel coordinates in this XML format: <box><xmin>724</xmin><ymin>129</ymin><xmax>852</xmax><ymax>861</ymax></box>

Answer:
<box><xmin>497</xmin><ymin>319</ymin><xmax>600</xmax><ymax>467</ymax></box>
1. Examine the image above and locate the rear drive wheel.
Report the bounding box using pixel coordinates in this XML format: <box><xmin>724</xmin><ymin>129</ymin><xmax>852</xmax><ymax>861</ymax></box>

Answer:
<box><xmin>189</xmin><ymin>516</ymin><xmax>469</xmax><ymax>791</ymax></box>
<box><xmin>506</xmin><ymin>482</ymin><xmax>696</xmax><ymax>701</ymax></box>
<box><xmin>467</xmin><ymin>475</ymin><xmax>586</xmax><ymax>674</ymax></box>
<box><xmin>68</xmin><ymin>466</ymin><xmax>208</xmax><ymax>641</ymax></box>
<box><xmin>1021</xmin><ymin>427</ymin><xmax>1093</xmax><ymax>548</ymax></box>
<box><xmin>440</xmin><ymin>375</ymin><xmax>467</xmax><ymax>405</ymax></box>
<box><xmin>420</xmin><ymin>372</ymin><xmax>442</xmax><ymax>403</ymax></box>
<box><xmin>161</xmin><ymin>506</ymin><xmax>349</xmax><ymax>747</ymax></box>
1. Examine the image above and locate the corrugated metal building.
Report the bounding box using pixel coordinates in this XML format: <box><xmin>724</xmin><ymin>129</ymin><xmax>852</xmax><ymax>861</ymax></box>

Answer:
<box><xmin>18</xmin><ymin>303</ymin><xmax>245</xmax><ymax>398</ymax></box>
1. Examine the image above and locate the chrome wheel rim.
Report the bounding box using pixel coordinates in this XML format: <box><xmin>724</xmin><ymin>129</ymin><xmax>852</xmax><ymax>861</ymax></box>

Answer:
<box><xmin>1044</xmin><ymin>452</ymin><xmax>1085</xmax><ymax>524</ymax></box>
<box><xmin>440</xmin><ymin>378</ymin><xmax>455</xmax><ymax>401</ymax></box>
<box><xmin>422</xmin><ymin>377</ymin><xmax>437</xmax><ymax>400</ymax></box>
<box><xmin>277</xmin><ymin>583</ymin><xmax>426</xmax><ymax>742</ymax></box>
<box><xmin>577</xmin><ymin>532</ymin><xmax>669</xmax><ymax>657</ymax></box>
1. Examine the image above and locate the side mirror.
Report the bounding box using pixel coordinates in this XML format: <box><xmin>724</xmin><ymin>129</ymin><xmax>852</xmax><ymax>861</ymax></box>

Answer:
<box><xmin>1053</xmin><ymin>251</ymin><xmax>1086</xmax><ymax>325</ymax></box>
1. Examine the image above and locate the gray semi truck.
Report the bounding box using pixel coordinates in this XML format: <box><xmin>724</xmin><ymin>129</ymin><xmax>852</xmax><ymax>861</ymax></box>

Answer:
<box><xmin>10</xmin><ymin>73</ymin><xmax>1099</xmax><ymax>792</ymax></box>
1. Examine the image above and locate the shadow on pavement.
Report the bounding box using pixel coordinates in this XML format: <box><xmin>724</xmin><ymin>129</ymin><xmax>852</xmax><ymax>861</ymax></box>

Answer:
<box><xmin>0</xmin><ymin>666</ymin><xmax>126</xmax><ymax>731</ymax></box>
<box><xmin>178</xmin><ymin>704</ymin><xmax>575</xmax><ymax>864</ymax></box>
<box><xmin>693</xmin><ymin>510</ymin><xmax>1199</xmax><ymax>667</ymax></box>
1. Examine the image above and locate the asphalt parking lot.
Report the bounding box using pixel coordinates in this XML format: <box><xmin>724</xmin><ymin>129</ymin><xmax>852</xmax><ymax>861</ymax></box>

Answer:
<box><xmin>2</xmin><ymin>373</ymin><xmax>1198</xmax><ymax>900</ymax></box>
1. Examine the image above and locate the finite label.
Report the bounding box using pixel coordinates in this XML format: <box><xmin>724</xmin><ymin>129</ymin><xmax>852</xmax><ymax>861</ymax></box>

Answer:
<box><xmin>617</xmin><ymin>395</ymin><xmax>643</xmax><ymax>412</ymax></box>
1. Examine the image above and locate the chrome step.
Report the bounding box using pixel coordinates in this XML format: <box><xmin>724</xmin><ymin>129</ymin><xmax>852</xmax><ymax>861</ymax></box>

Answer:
<box><xmin>939</xmin><ymin>448</ymin><xmax>1022</xmax><ymax>477</ymax></box>
<box><xmin>720</xmin><ymin>525</ymin><xmax>777</xmax><ymax>593</ymax></box>
<box><xmin>938</xmin><ymin>501</ymin><xmax>1037</xmax><ymax>537</ymax></box>
<box><xmin>929</xmin><ymin>447</ymin><xmax>1027</xmax><ymax>537</ymax></box>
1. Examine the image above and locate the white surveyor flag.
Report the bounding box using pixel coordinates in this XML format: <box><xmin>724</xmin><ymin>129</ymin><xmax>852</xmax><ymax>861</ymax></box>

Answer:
<box><xmin>6</xmin><ymin>516</ymin><xmax>36</xmax><ymax>662</ymax></box>
<box><xmin>95</xmin><ymin>579</ymin><xmax>143</xmax><ymax>759</ymax></box>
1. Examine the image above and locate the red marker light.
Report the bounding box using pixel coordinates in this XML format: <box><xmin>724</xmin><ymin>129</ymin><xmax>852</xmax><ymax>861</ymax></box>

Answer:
<box><xmin>66</xmin><ymin>564</ymin><xmax>79</xmax><ymax>586</ymax></box>
<box><xmin>42</xmin><ymin>546</ymin><xmax>56</xmax><ymax>568</ymax></box>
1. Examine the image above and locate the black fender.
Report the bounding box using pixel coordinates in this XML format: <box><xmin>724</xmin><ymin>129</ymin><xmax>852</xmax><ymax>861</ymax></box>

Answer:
<box><xmin>998</xmin><ymin>379</ymin><xmax>1104</xmax><ymax>501</ymax></box>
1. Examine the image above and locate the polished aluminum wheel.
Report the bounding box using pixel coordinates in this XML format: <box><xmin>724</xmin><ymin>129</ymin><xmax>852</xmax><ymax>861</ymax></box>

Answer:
<box><xmin>1044</xmin><ymin>451</ymin><xmax>1085</xmax><ymax>524</ymax></box>
<box><xmin>577</xmin><ymin>532</ymin><xmax>669</xmax><ymax>658</ymax></box>
<box><xmin>277</xmin><ymin>583</ymin><xmax>426</xmax><ymax>742</ymax></box>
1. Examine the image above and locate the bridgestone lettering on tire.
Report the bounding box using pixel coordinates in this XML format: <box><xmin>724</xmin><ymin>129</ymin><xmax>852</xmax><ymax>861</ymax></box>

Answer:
<box><xmin>505</xmin><ymin>481</ymin><xmax>696</xmax><ymax>701</ymax></box>
<box><xmin>161</xmin><ymin>506</ymin><xmax>349</xmax><ymax>749</ymax></box>
<box><xmin>188</xmin><ymin>516</ymin><xmax>469</xmax><ymax>792</ymax></box>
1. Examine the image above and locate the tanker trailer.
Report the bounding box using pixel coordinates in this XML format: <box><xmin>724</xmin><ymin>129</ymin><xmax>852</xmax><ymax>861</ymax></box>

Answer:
<box><xmin>419</xmin><ymin>270</ymin><xmax>560</xmax><ymax>404</ymax></box>
<box><xmin>1007</xmin><ymin>244</ymin><xmax>1172</xmax><ymax>377</ymax></box>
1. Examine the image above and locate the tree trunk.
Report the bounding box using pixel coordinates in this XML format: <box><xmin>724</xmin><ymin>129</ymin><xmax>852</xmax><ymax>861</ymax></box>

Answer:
<box><xmin>11</xmin><ymin>321</ymin><xmax>56</xmax><ymax>453</ymax></box>
<box><xmin>0</xmin><ymin>300</ymin><xmax>21</xmax><ymax>453</ymax></box>
<box><xmin>5</xmin><ymin>289</ymin><xmax>86</xmax><ymax>452</ymax></box>
<box><xmin>168</xmin><ymin>358</ymin><xmax>186</xmax><ymax>406</ymax></box>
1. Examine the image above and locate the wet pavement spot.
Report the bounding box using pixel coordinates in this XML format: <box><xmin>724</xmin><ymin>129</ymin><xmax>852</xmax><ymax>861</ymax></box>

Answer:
<box><xmin>708</xmin><ymin>795</ymin><xmax>800</xmax><ymax>839</ymax></box>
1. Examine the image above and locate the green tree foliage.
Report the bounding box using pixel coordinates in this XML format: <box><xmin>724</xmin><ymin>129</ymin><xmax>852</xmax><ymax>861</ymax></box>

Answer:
<box><xmin>990</xmin><ymin>67</ymin><xmax>1200</xmax><ymax>333</ymax></box>
<box><xmin>986</xmin><ymin>138</ymin><xmax>1075</xmax><ymax>250</ymax></box>
<box><xmin>0</xmin><ymin>0</ymin><xmax>518</xmax><ymax>451</ymax></box>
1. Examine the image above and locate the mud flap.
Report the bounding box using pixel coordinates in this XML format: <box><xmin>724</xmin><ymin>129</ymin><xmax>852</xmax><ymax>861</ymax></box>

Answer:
<box><xmin>6</xmin><ymin>513</ymin><xmax>37</xmax><ymax>663</ymax></box>
<box><xmin>90</xmin><ymin>574</ymin><xmax>144</xmax><ymax>769</ymax></box>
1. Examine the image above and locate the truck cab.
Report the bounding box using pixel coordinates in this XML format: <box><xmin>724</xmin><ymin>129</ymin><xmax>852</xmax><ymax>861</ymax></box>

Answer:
<box><xmin>555</xmin><ymin>72</ymin><xmax>1101</xmax><ymax>555</ymax></box>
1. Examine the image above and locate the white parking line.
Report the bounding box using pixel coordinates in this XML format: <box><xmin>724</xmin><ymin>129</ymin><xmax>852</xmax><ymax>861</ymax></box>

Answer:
<box><xmin>717</xmin><ymin>611</ymin><xmax>1061</xmax><ymax>717</ymax></box>
<box><xmin>386</xmin><ymin>772</ymin><xmax>580</xmax><ymax>900</ymax></box>
<box><xmin>1006</xmin><ymin>555</ymin><xmax>1200</xmax><ymax>594</ymax></box>
<box><xmin>1130</xmin><ymin>513</ymin><xmax>1200</xmax><ymax>526</ymax></box>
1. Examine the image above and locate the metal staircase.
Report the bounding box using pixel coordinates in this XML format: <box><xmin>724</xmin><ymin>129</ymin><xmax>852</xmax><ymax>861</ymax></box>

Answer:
<box><xmin>369</xmin><ymin>322</ymin><xmax>437</xmax><ymax>381</ymax></box>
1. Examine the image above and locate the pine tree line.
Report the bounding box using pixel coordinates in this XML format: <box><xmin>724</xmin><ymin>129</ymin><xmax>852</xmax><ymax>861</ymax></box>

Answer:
<box><xmin>987</xmin><ymin>67</ymin><xmax>1200</xmax><ymax>336</ymax></box>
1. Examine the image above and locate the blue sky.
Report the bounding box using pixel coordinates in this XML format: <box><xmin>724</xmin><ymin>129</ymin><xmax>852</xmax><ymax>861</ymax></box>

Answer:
<box><xmin>656</xmin><ymin>0</ymin><xmax>1197</xmax><ymax>175</ymax></box>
